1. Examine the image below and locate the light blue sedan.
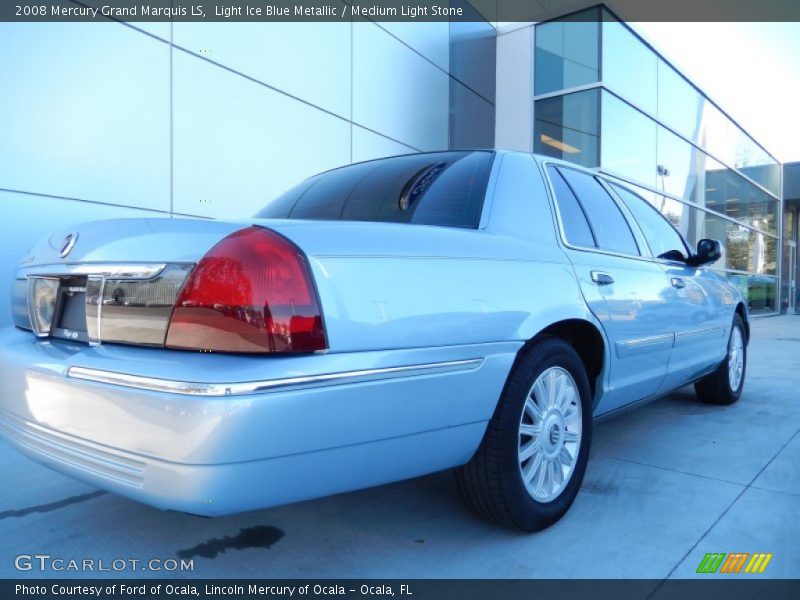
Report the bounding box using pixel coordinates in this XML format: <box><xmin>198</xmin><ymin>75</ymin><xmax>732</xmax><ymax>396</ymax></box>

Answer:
<box><xmin>0</xmin><ymin>151</ymin><xmax>748</xmax><ymax>531</ymax></box>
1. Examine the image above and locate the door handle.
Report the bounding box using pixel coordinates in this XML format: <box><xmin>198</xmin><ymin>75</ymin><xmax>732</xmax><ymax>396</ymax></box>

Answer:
<box><xmin>591</xmin><ymin>271</ymin><xmax>614</xmax><ymax>286</ymax></box>
<box><xmin>671</xmin><ymin>277</ymin><xmax>686</xmax><ymax>289</ymax></box>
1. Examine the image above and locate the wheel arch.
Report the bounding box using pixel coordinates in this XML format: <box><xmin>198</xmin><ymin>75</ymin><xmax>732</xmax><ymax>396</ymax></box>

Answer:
<box><xmin>734</xmin><ymin>302</ymin><xmax>750</xmax><ymax>344</ymax></box>
<box><xmin>518</xmin><ymin>319</ymin><xmax>606</xmax><ymax>405</ymax></box>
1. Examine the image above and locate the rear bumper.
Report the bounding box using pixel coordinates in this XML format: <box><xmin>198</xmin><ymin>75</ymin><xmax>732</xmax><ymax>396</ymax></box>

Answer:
<box><xmin>0</xmin><ymin>327</ymin><xmax>518</xmax><ymax>515</ymax></box>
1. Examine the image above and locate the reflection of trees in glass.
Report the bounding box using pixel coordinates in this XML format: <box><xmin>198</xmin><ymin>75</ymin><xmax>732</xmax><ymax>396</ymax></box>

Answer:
<box><xmin>765</xmin><ymin>235</ymin><xmax>777</xmax><ymax>275</ymax></box>
<box><xmin>725</xmin><ymin>226</ymin><xmax>751</xmax><ymax>272</ymax></box>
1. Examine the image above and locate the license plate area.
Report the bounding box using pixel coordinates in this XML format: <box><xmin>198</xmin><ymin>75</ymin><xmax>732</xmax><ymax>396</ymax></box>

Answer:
<box><xmin>51</xmin><ymin>278</ymin><xmax>89</xmax><ymax>342</ymax></box>
<box><xmin>27</xmin><ymin>275</ymin><xmax>89</xmax><ymax>341</ymax></box>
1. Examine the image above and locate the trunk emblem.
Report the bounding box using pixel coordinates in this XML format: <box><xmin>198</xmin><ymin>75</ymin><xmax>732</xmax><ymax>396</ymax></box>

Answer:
<box><xmin>59</xmin><ymin>233</ymin><xmax>78</xmax><ymax>258</ymax></box>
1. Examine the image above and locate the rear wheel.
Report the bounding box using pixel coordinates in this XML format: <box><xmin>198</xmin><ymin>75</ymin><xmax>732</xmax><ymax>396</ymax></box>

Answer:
<box><xmin>694</xmin><ymin>314</ymin><xmax>747</xmax><ymax>405</ymax></box>
<box><xmin>455</xmin><ymin>337</ymin><xmax>592</xmax><ymax>531</ymax></box>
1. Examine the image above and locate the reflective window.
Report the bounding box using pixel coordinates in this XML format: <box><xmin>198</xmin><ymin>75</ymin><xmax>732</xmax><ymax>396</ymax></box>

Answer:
<box><xmin>702</xmin><ymin>212</ymin><xmax>777</xmax><ymax>276</ymax></box>
<box><xmin>255</xmin><ymin>151</ymin><xmax>493</xmax><ymax>229</ymax></box>
<box><xmin>657</xmin><ymin>59</ymin><xmax>702</xmax><ymax>142</ymax></box>
<box><xmin>546</xmin><ymin>165</ymin><xmax>595</xmax><ymax>247</ymax></box>
<box><xmin>534</xmin><ymin>8</ymin><xmax>601</xmax><ymax>95</ymax></box>
<box><xmin>611</xmin><ymin>183</ymin><xmax>688</xmax><ymax>260</ymax></box>
<box><xmin>601</xmin><ymin>92</ymin><xmax>657</xmax><ymax>187</ymax></box>
<box><xmin>698</xmin><ymin>103</ymin><xmax>781</xmax><ymax>198</ymax></box>
<box><xmin>748</xmin><ymin>187</ymin><xmax>770</xmax><ymax>232</ymax></box>
<box><xmin>656</xmin><ymin>126</ymin><xmax>702</xmax><ymax>204</ymax></box>
<box><xmin>726</xmin><ymin>274</ymin><xmax>778</xmax><ymax>314</ymax></box>
<box><xmin>558</xmin><ymin>167</ymin><xmax>640</xmax><ymax>255</ymax></box>
<box><xmin>601</xmin><ymin>14</ymin><xmax>657</xmax><ymax>114</ymax></box>
<box><xmin>534</xmin><ymin>89</ymin><xmax>599</xmax><ymax>168</ymax></box>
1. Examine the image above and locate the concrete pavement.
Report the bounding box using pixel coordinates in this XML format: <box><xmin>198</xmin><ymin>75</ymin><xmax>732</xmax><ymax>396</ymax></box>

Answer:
<box><xmin>1</xmin><ymin>315</ymin><xmax>798</xmax><ymax>579</ymax></box>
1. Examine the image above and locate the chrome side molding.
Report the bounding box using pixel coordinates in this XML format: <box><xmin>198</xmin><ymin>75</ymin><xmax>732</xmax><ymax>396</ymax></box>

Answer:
<box><xmin>66</xmin><ymin>358</ymin><xmax>485</xmax><ymax>397</ymax></box>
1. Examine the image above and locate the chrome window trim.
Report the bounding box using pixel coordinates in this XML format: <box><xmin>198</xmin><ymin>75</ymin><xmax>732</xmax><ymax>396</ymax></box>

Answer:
<box><xmin>539</xmin><ymin>159</ymin><xmax>657</xmax><ymax>265</ymax></box>
<box><xmin>66</xmin><ymin>358</ymin><xmax>485</xmax><ymax>397</ymax></box>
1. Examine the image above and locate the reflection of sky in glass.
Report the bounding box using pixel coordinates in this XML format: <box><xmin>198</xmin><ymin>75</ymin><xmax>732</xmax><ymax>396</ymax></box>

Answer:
<box><xmin>634</xmin><ymin>22</ymin><xmax>800</xmax><ymax>165</ymax></box>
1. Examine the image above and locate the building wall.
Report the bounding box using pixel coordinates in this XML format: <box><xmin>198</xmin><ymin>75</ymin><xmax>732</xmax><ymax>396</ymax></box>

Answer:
<box><xmin>0</xmin><ymin>11</ymin><xmax>496</xmax><ymax>326</ymax></box>
<box><xmin>496</xmin><ymin>9</ymin><xmax>783</xmax><ymax>314</ymax></box>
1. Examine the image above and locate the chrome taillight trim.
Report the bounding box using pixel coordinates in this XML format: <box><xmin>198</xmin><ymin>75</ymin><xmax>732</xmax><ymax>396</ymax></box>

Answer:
<box><xmin>21</xmin><ymin>263</ymin><xmax>168</xmax><ymax>279</ymax></box>
<box><xmin>66</xmin><ymin>358</ymin><xmax>484</xmax><ymax>397</ymax></box>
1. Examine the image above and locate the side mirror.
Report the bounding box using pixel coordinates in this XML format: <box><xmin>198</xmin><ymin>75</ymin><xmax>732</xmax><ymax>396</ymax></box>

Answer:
<box><xmin>688</xmin><ymin>238</ymin><xmax>721</xmax><ymax>267</ymax></box>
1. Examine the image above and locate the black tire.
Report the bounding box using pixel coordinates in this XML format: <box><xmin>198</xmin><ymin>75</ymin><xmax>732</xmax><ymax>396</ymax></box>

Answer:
<box><xmin>694</xmin><ymin>314</ymin><xmax>747</xmax><ymax>405</ymax></box>
<box><xmin>454</xmin><ymin>336</ymin><xmax>593</xmax><ymax>531</ymax></box>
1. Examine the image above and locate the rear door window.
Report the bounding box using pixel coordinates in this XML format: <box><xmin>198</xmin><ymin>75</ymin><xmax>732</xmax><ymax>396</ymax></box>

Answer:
<box><xmin>557</xmin><ymin>167</ymin><xmax>640</xmax><ymax>256</ymax></box>
<box><xmin>546</xmin><ymin>165</ymin><xmax>596</xmax><ymax>248</ymax></box>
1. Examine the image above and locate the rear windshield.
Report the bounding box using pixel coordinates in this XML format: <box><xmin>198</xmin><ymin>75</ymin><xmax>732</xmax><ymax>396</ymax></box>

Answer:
<box><xmin>255</xmin><ymin>151</ymin><xmax>494</xmax><ymax>229</ymax></box>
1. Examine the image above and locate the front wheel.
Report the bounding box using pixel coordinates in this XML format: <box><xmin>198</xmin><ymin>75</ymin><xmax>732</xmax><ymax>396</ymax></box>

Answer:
<box><xmin>694</xmin><ymin>314</ymin><xmax>747</xmax><ymax>405</ymax></box>
<box><xmin>454</xmin><ymin>337</ymin><xmax>592</xmax><ymax>531</ymax></box>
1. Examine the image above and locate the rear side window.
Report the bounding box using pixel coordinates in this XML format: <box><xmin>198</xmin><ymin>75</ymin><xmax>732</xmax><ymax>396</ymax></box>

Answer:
<box><xmin>546</xmin><ymin>166</ymin><xmax>595</xmax><ymax>248</ymax></box>
<box><xmin>611</xmin><ymin>183</ymin><xmax>689</xmax><ymax>261</ymax></box>
<box><xmin>255</xmin><ymin>151</ymin><xmax>493</xmax><ymax>229</ymax></box>
<box><xmin>557</xmin><ymin>167</ymin><xmax>640</xmax><ymax>256</ymax></box>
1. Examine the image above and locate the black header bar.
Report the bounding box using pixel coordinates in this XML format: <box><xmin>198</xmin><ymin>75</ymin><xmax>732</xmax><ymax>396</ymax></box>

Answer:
<box><xmin>3</xmin><ymin>0</ymin><xmax>800</xmax><ymax>22</ymax></box>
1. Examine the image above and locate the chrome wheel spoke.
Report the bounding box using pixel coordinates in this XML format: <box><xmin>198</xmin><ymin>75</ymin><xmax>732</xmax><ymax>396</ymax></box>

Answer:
<box><xmin>523</xmin><ymin>397</ymin><xmax>544</xmax><ymax>421</ymax></box>
<box><xmin>535</xmin><ymin>458</ymin><xmax>548</xmax><ymax>494</ymax></box>
<box><xmin>727</xmin><ymin>326</ymin><xmax>744</xmax><ymax>390</ymax></box>
<box><xmin>519</xmin><ymin>423</ymin><xmax>541</xmax><ymax>438</ymax></box>
<box><xmin>552</xmin><ymin>458</ymin><xmax>564</xmax><ymax>486</ymax></box>
<box><xmin>519</xmin><ymin>439</ymin><xmax>538</xmax><ymax>462</ymax></box>
<box><xmin>518</xmin><ymin>366</ymin><xmax>583</xmax><ymax>503</ymax></box>
<box><xmin>562</xmin><ymin>429</ymin><xmax>579</xmax><ymax>444</ymax></box>
<box><xmin>559</xmin><ymin>446</ymin><xmax>574</xmax><ymax>467</ymax></box>
<box><xmin>563</xmin><ymin>404</ymin><xmax>580</xmax><ymax>426</ymax></box>
<box><xmin>557</xmin><ymin>381</ymin><xmax>576</xmax><ymax>412</ymax></box>
<box><xmin>547</xmin><ymin>370</ymin><xmax>560</xmax><ymax>408</ymax></box>
<box><xmin>523</xmin><ymin>452</ymin><xmax>544</xmax><ymax>483</ymax></box>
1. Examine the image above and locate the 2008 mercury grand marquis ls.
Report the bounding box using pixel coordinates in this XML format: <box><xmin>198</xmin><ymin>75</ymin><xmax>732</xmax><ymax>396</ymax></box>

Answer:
<box><xmin>0</xmin><ymin>151</ymin><xmax>748</xmax><ymax>531</ymax></box>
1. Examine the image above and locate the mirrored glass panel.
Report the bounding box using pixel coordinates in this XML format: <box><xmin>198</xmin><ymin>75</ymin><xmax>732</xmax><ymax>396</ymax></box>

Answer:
<box><xmin>450</xmin><ymin>81</ymin><xmax>495</xmax><ymax>149</ymax></box>
<box><xmin>534</xmin><ymin>8</ymin><xmax>601</xmax><ymax>95</ymax></box>
<box><xmin>601</xmin><ymin>92</ymin><xmax>657</xmax><ymax>187</ymax></box>
<box><xmin>172</xmin><ymin>52</ymin><xmax>351</xmax><ymax>219</ymax></box>
<box><xmin>726</xmin><ymin>274</ymin><xmax>778</xmax><ymax>314</ymax></box>
<box><xmin>657</xmin><ymin>59</ymin><xmax>702</xmax><ymax>142</ymax></box>
<box><xmin>656</xmin><ymin>126</ymin><xmax>703</xmax><ymax>204</ymax></box>
<box><xmin>174</xmin><ymin>18</ymin><xmax>351</xmax><ymax>119</ymax></box>
<box><xmin>352</xmin><ymin>126</ymin><xmax>415</xmax><ymax>164</ymax></box>
<box><xmin>449</xmin><ymin>2</ymin><xmax>497</xmax><ymax>103</ymax></box>
<box><xmin>0</xmin><ymin>23</ymin><xmax>170</xmax><ymax>211</ymax></box>
<box><xmin>534</xmin><ymin>89</ymin><xmax>600</xmax><ymax>167</ymax></box>
<box><xmin>353</xmin><ymin>21</ymin><xmax>449</xmax><ymax>151</ymax></box>
<box><xmin>702</xmin><ymin>212</ymin><xmax>777</xmax><ymax>276</ymax></box>
<box><xmin>698</xmin><ymin>101</ymin><xmax>781</xmax><ymax>198</ymax></box>
<box><xmin>601</xmin><ymin>14</ymin><xmax>657</xmax><ymax>115</ymax></box>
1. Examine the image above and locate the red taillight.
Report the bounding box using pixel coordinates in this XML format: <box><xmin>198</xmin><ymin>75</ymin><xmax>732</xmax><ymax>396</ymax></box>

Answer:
<box><xmin>165</xmin><ymin>226</ymin><xmax>327</xmax><ymax>353</ymax></box>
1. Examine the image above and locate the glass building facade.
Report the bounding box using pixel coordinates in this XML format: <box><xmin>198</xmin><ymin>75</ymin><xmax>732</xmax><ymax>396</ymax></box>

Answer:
<box><xmin>532</xmin><ymin>7</ymin><xmax>782</xmax><ymax>314</ymax></box>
